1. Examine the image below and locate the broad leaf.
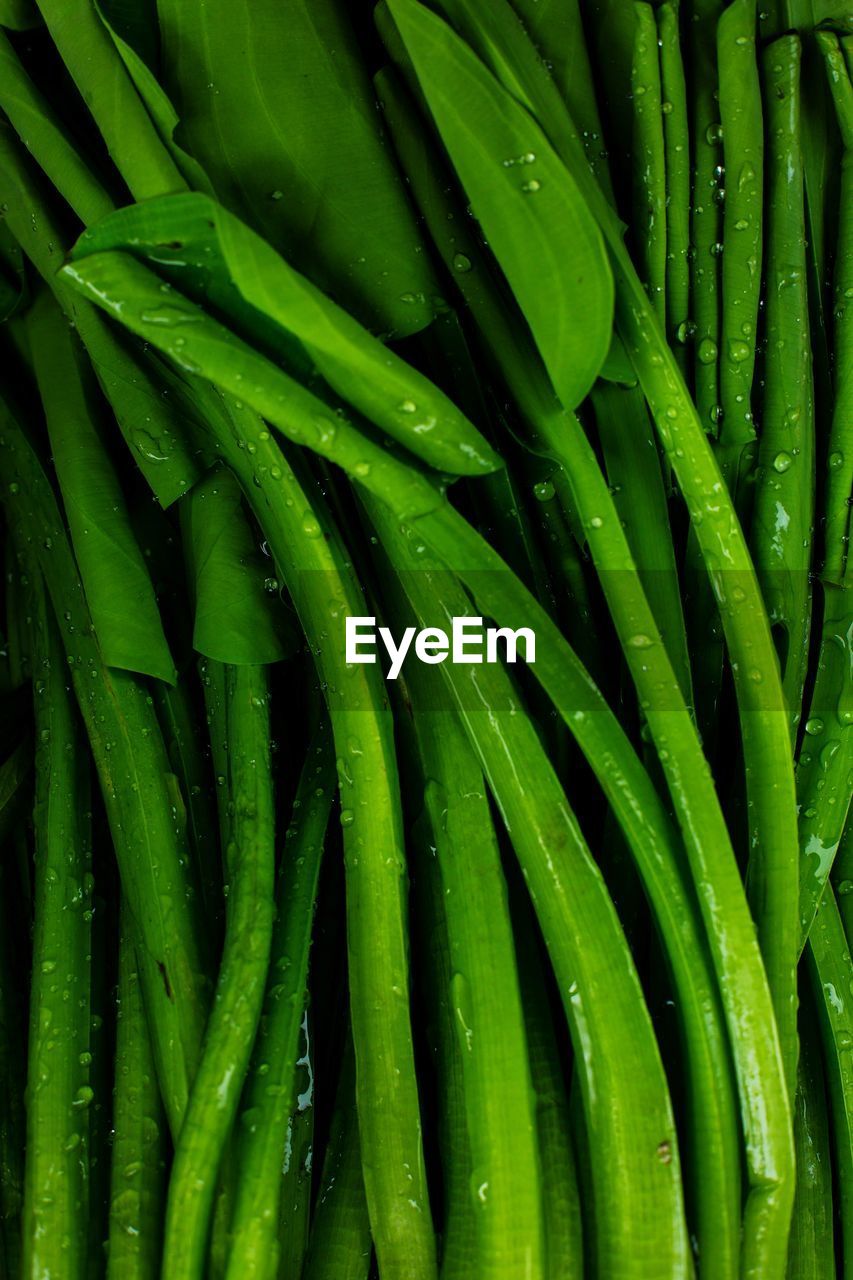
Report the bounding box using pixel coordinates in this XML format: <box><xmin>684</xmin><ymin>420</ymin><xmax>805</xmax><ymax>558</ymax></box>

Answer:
<box><xmin>388</xmin><ymin>0</ymin><xmax>614</xmax><ymax>411</ymax></box>
<box><xmin>155</xmin><ymin>0</ymin><xmax>439</xmax><ymax>337</ymax></box>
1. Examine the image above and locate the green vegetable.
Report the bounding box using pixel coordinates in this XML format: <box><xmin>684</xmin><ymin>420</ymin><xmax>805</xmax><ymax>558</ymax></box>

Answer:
<box><xmin>22</xmin><ymin>581</ymin><xmax>92</xmax><ymax>1280</ymax></box>
<box><xmin>225</xmin><ymin>722</ymin><xmax>333</xmax><ymax>1279</ymax></box>
<box><xmin>107</xmin><ymin>908</ymin><xmax>167</xmax><ymax>1279</ymax></box>
<box><xmin>161</xmin><ymin>663</ymin><xmax>275</xmax><ymax>1280</ymax></box>
<box><xmin>0</xmin><ymin>4</ymin><xmax>849</xmax><ymax>1275</ymax></box>
<box><xmin>752</xmin><ymin>37</ymin><xmax>814</xmax><ymax>735</ymax></box>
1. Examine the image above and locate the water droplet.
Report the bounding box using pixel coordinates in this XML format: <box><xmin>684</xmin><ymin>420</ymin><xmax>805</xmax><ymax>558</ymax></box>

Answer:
<box><xmin>804</xmin><ymin>717</ymin><xmax>825</xmax><ymax>736</ymax></box>
<box><xmin>773</xmin><ymin>451</ymin><xmax>793</xmax><ymax>474</ymax></box>
<box><xmin>453</xmin><ymin>252</ymin><xmax>472</xmax><ymax>273</ymax></box>
<box><xmin>728</xmin><ymin>339</ymin><xmax>750</xmax><ymax>363</ymax></box>
<box><xmin>697</xmin><ymin>337</ymin><xmax>718</xmax><ymax>365</ymax></box>
<box><xmin>340</xmin><ymin>809</ymin><xmax>355</xmax><ymax>827</ymax></box>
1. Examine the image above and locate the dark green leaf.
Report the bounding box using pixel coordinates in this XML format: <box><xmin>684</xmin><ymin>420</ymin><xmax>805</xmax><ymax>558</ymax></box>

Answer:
<box><xmin>156</xmin><ymin>0</ymin><xmax>440</xmax><ymax>336</ymax></box>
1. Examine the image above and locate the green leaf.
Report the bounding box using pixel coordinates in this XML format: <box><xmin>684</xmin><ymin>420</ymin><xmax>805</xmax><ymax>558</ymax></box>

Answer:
<box><xmin>387</xmin><ymin>0</ymin><xmax>614</xmax><ymax>410</ymax></box>
<box><xmin>35</xmin><ymin>0</ymin><xmax>185</xmax><ymax>200</ymax></box>
<box><xmin>155</xmin><ymin>0</ymin><xmax>440</xmax><ymax>337</ymax></box>
<box><xmin>0</xmin><ymin>26</ymin><xmax>115</xmax><ymax>226</ymax></box>
<box><xmin>27</xmin><ymin>289</ymin><xmax>177</xmax><ymax>685</ymax></box>
<box><xmin>182</xmin><ymin>467</ymin><xmax>298</xmax><ymax>665</ymax></box>
<box><xmin>94</xmin><ymin>0</ymin><xmax>214</xmax><ymax>196</ymax></box>
<box><xmin>69</xmin><ymin>193</ymin><xmax>501</xmax><ymax>476</ymax></box>
<box><xmin>0</xmin><ymin>121</ymin><xmax>208</xmax><ymax>505</ymax></box>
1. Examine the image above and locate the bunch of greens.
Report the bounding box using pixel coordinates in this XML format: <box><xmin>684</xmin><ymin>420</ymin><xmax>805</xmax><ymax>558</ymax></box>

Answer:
<box><xmin>0</xmin><ymin>0</ymin><xmax>850</xmax><ymax>1276</ymax></box>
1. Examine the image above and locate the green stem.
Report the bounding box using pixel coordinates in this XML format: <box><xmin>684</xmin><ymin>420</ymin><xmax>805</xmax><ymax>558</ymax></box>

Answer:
<box><xmin>302</xmin><ymin>1039</ymin><xmax>371</xmax><ymax>1280</ymax></box>
<box><xmin>276</xmin><ymin>1016</ymin><xmax>314</xmax><ymax>1280</ymax></box>
<box><xmin>0</xmin><ymin>393</ymin><xmax>208</xmax><ymax>1139</ymax></box>
<box><xmin>786</xmin><ymin>991</ymin><xmax>835</xmax><ymax>1279</ymax></box>
<box><xmin>367</xmin><ymin>492</ymin><xmax>691</xmax><ymax>1280</ymax></box>
<box><xmin>658</xmin><ymin>1</ymin><xmax>691</xmax><ymax>377</ymax></box>
<box><xmin>818</xmin><ymin>31</ymin><xmax>853</xmax><ymax>588</ymax></box>
<box><xmin>796</xmin><ymin>583</ymin><xmax>853</xmax><ymax>949</ymax></box>
<box><xmin>752</xmin><ymin>36</ymin><xmax>814</xmax><ymax>736</ymax></box>
<box><xmin>715</xmin><ymin>0</ymin><xmax>763</xmax><ymax>513</ymax></box>
<box><xmin>162</xmin><ymin>663</ymin><xmax>276</xmax><ymax>1280</ymax></box>
<box><xmin>687</xmin><ymin>0</ymin><xmax>724</xmax><ymax>431</ymax></box>
<box><xmin>405</xmin><ymin>652</ymin><xmax>545</xmax><ymax>1279</ymax></box>
<box><xmin>807</xmin><ymin>886</ymin><xmax>853</xmax><ymax>1277</ymax></box>
<box><xmin>22</xmin><ymin>581</ymin><xmax>92</xmax><ymax>1280</ymax></box>
<box><xmin>107</xmin><ymin>908</ymin><xmax>167</xmax><ymax>1280</ymax></box>
<box><xmin>632</xmin><ymin>3</ymin><xmax>667</xmax><ymax>329</ymax></box>
<box><xmin>515</xmin><ymin>918</ymin><xmax>584</xmax><ymax>1279</ymax></box>
<box><xmin>226</xmin><ymin>722</ymin><xmax>334</xmax><ymax>1280</ymax></box>
<box><xmin>202</xmin><ymin>416</ymin><xmax>438</xmax><ymax>1280</ymax></box>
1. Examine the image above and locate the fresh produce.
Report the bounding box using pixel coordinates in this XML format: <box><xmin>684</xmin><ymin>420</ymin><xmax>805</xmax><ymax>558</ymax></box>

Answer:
<box><xmin>0</xmin><ymin>1</ymin><xmax>850</xmax><ymax>1277</ymax></box>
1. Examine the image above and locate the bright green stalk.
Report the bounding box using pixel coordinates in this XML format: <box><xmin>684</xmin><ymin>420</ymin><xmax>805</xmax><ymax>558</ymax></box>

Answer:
<box><xmin>715</xmin><ymin>0</ymin><xmax>763</xmax><ymax>512</ymax></box>
<box><xmin>0</xmin><ymin>412</ymin><xmax>207</xmax><ymax>1135</ymax></box>
<box><xmin>591</xmin><ymin>381</ymin><xmax>693</xmax><ymax>704</ymax></box>
<box><xmin>303</xmin><ymin>1041</ymin><xmax>371</xmax><ymax>1280</ymax></box>
<box><xmin>515</xmin><ymin>922</ymin><xmax>584</xmax><ymax>1279</ymax></box>
<box><xmin>405</xmin><ymin>657</ymin><xmax>545</xmax><ymax>1280</ymax></box>
<box><xmin>807</xmin><ymin>887</ymin><xmax>853</xmax><ymax>1277</ymax></box>
<box><xmin>796</xmin><ymin>582</ymin><xmax>853</xmax><ymax>949</ymax></box>
<box><xmin>33</xmin><ymin>0</ymin><xmax>185</xmax><ymax>200</ymax></box>
<box><xmin>107</xmin><ymin>908</ymin><xmax>167</xmax><ymax>1280</ymax></box>
<box><xmin>22</xmin><ymin>582</ymin><xmax>92</xmax><ymax>1280</ymax></box>
<box><xmin>226</xmin><ymin>723</ymin><xmax>334</xmax><ymax>1280</ymax></box>
<box><xmin>818</xmin><ymin>31</ymin><xmax>853</xmax><ymax>588</ymax></box>
<box><xmin>64</xmin><ymin>240</ymin><xmax>748</xmax><ymax>1280</ymax></box>
<box><xmin>275</xmin><ymin>1020</ymin><xmax>314</xmax><ymax>1280</ymax></box>
<box><xmin>162</xmin><ymin>663</ymin><xmax>276</xmax><ymax>1280</ymax></box>
<box><xmin>151</xmin><ymin>679</ymin><xmax>222</xmax><ymax>935</ymax></box>
<box><xmin>752</xmin><ymin>36</ymin><xmax>814</xmax><ymax>736</ymax></box>
<box><xmin>60</xmin><ymin>231</ymin><xmax>441</xmax><ymax>1270</ymax></box>
<box><xmin>411</xmin><ymin>798</ymin><xmax>476</xmax><ymax>1279</ymax></box>
<box><xmin>367</xmin><ymin>491</ymin><xmax>690</xmax><ymax>1280</ymax></box>
<box><xmin>687</xmin><ymin>0</ymin><xmax>724</xmax><ymax>430</ymax></box>
<box><xmin>658</xmin><ymin>1</ymin><xmax>691</xmax><ymax>375</ymax></box>
<box><xmin>190</xmin><ymin>411</ymin><xmax>438</xmax><ymax>1280</ymax></box>
<box><xmin>380</xmin><ymin>10</ymin><xmax>798</xmax><ymax>1122</ymax></box>
<box><xmin>632</xmin><ymin>3</ymin><xmax>667</xmax><ymax>329</ymax></box>
<box><xmin>786</xmin><ymin>995</ymin><xmax>835</xmax><ymax>1280</ymax></box>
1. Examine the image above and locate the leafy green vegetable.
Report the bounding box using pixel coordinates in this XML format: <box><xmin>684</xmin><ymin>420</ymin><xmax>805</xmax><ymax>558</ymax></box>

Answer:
<box><xmin>156</xmin><ymin>0</ymin><xmax>439</xmax><ymax>336</ymax></box>
<box><xmin>182</xmin><ymin>467</ymin><xmax>296</xmax><ymax>666</ymax></box>
<box><xmin>388</xmin><ymin>0</ymin><xmax>614</xmax><ymax>411</ymax></box>
<box><xmin>1</xmin><ymin>3</ymin><xmax>850</xmax><ymax>1276</ymax></box>
<box><xmin>28</xmin><ymin>287</ymin><xmax>177</xmax><ymax>684</ymax></box>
